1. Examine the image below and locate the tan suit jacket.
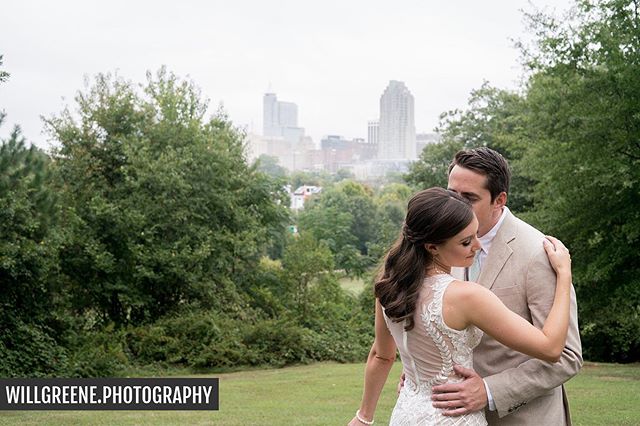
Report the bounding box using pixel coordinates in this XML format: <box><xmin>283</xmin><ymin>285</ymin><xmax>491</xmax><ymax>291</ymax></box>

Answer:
<box><xmin>452</xmin><ymin>210</ymin><xmax>582</xmax><ymax>425</ymax></box>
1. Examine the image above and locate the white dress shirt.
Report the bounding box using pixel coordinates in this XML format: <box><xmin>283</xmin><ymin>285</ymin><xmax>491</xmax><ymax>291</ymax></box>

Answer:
<box><xmin>476</xmin><ymin>206</ymin><xmax>509</xmax><ymax>271</ymax></box>
<box><xmin>476</xmin><ymin>207</ymin><xmax>509</xmax><ymax>411</ymax></box>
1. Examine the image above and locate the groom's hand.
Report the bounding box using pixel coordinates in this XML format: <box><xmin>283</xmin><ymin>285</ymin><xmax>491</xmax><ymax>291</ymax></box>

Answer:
<box><xmin>431</xmin><ymin>365</ymin><xmax>487</xmax><ymax>416</ymax></box>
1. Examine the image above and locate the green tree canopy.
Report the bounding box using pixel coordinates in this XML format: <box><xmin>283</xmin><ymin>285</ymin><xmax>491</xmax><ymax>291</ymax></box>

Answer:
<box><xmin>298</xmin><ymin>180</ymin><xmax>377</xmax><ymax>276</ymax></box>
<box><xmin>367</xmin><ymin>183</ymin><xmax>412</xmax><ymax>262</ymax></box>
<box><xmin>405</xmin><ymin>0</ymin><xmax>640</xmax><ymax>362</ymax></box>
<box><xmin>0</xmin><ymin>116</ymin><xmax>66</xmax><ymax>376</ymax></box>
<box><xmin>281</xmin><ymin>232</ymin><xmax>334</xmax><ymax>317</ymax></box>
<box><xmin>47</xmin><ymin>68</ymin><xmax>289</xmax><ymax>326</ymax></box>
<box><xmin>515</xmin><ymin>0</ymin><xmax>640</xmax><ymax>361</ymax></box>
<box><xmin>255</xmin><ymin>154</ymin><xmax>287</xmax><ymax>180</ymax></box>
<box><xmin>405</xmin><ymin>84</ymin><xmax>534</xmax><ymax>211</ymax></box>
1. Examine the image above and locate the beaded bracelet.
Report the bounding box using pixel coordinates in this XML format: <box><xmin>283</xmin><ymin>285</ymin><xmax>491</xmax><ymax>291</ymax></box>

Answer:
<box><xmin>356</xmin><ymin>409</ymin><xmax>374</xmax><ymax>425</ymax></box>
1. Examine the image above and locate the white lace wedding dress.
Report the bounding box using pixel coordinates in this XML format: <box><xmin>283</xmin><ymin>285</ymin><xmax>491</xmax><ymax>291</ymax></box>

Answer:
<box><xmin>383</xmin><ymin>274</ymin><xmax>487</xmax><ymax>425</ymax></box>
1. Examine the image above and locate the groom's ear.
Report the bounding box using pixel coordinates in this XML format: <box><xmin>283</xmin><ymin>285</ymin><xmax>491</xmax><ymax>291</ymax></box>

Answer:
<box><xmin>494</xmin><ymin>191</ymin><xmax>507</xmax><ymax>208</ymax></box>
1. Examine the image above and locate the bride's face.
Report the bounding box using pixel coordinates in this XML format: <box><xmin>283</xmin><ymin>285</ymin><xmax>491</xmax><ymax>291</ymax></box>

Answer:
<box><xmin>430</xmin><ymin>215</ymin><xmax>481</xmax><ymax>268</ymax></box>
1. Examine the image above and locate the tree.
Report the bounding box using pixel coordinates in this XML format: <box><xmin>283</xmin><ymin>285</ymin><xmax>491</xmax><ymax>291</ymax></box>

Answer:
<box><xmin>289</xmin><ymin>170</ymin><xmax>325</xmax><ymax>189</ymax></box>
<box><xmin>515</xmin><ymin>0</ymin><xmax>640</xmax><ymax>361</ymax></box>
<box><xmin>1</xmin><ymin>58</ymin><xmax>68</xmax><ymax>376</ymax></box>
<box><xmin>334</xmin><ymin>168</ymin><xmax>355</xmax><ymax>182</ymax></box>
<box><xmin>47</xmin><ymin>68</ymin><xmax>289</xmax><ymax>325</ymax></box>
<box><xmin>367</xmin><ymin>183</ymin><xmax>412</xmax><ymax>262</ymax></box>
<box><xmin>0</xmin><ymin>117</ymin><xmax>67</xmax><ymax>376</ymax></box>
<box><xmin>281</xmin><ymin>232</ymin><xmax>334</xmax><ymax>318</ymax></box>
<box><xmin>297</xmin><ymin>180</ymin><xmax>377</xmax><ymax>276</ymax></box>
<box><xmin>405</xmin><ymin>84</ymin><xmax>535</xmax><ymax>212</ymax></box>
<box><xmin>404</xmin><ymin>0</ymin><xmax>640</xmax><ymax>362</ymax></box>
<box><xmin>298</xmin><ymin>203</ymin><xmax>356</xmax><ymax>259</ymax></box>
<box><xmin>255</xmin><ymin>154</ymin><xmax>287</xmax><ymax>180</ymax></box>
<box><xmin>0</xmin><ymin>54</ymin><xmax>9</xmax><ymax>83</ymax></box>
<box><xmin>404</xmin><ymin>138</ymin><xmax>462</xmax><ymax>190</ymax></box>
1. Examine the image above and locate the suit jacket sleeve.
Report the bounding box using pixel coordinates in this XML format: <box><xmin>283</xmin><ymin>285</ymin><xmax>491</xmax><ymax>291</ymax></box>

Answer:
<box><xmin>483</xmin><ymin>247</ymin><xmax>583</xmax><ymax>418</ymax></box>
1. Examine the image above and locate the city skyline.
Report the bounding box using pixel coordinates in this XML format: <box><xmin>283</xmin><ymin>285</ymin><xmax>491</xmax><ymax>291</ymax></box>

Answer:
<box><xmin>252</xmin><ymin>83</ymin><xmax>433</xmax><ymax>177</ymax></box>
<box><xmin>1</xmin><ymin>0</ymin><xmax>575</xmax><ymax>150</ymax></box>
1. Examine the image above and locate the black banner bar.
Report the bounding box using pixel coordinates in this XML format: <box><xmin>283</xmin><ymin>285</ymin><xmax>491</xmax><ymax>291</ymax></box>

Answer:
<box><xmin>0</xmin><ymin>378</ymin><xmax>219</xmax><ymax>410</ymax></box>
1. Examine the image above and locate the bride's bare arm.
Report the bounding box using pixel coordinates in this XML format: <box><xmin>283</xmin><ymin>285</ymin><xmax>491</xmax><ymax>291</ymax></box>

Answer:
<box><xmin>448</xmin><ymin>237</ymin><xmax>572</xmax><ymax>363</ymax></box>
<box><xmin>348</xmin><ymin>299</ymin><xmax>397</xmax><ymax>425</ymax></box>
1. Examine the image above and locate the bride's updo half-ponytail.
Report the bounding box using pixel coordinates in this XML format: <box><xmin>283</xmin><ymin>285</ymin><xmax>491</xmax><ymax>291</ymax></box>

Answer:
<box><xmin>374</xmin><ymin>187</ymin><xmax>473</xmax><ymax>331</ymax></box>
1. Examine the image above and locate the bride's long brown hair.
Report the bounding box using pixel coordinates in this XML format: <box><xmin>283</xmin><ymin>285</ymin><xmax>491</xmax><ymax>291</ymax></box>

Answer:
<box><xmin>374</xmin><ymin>187</ymin><xmax>473</xmax><ymax>331</ymax></box>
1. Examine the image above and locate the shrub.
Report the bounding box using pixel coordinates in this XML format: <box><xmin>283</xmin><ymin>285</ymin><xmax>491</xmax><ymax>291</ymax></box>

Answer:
<box><xmin>0</xmin><ymin>320</ymin><xmax>68</xmax><ymax>377</ymax></box>
<box><xmin>64</xmin><ymin>325</ymin><xmax>129</xmax><ymax>377</ymax></box>
<box><xmin>243</xmin><ymin>320</ymin><xmax>316</xmax><ymax>367</ymax></box>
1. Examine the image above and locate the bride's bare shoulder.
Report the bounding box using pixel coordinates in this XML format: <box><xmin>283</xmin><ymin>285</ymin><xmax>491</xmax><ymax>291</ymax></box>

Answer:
<box><xmin>446</xmin><ymin>279</ymin><xmax>492</xmax><ymax>303</ymax></box>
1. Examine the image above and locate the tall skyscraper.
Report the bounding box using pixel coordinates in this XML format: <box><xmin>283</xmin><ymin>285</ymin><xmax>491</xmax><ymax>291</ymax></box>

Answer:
<box><xmin>262</xmin><ymin>92</ymin><xmax>307</xmax><ymax>171</ymax></box>
<box><xmin>277</xmin><ymin>101</ymin><xmax>298</xmax><ymax>128</ymax></box>
<box><xmin>377</xmin><ymin>80</ymin><xmax>416</xmax><ymax>160</ymax></box>
<box><xmin>368</xmin><ymin>120</ymin><xmax>379</xmax><ymax>146</ymax></box>
<box><xmin>263</xmin><ymin>93</ymin><xmax>299</xmax><ymax>137</ymax></box>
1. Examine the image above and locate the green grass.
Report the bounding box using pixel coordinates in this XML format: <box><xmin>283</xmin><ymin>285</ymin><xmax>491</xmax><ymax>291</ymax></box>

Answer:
<box><xmin>564</xmin><ymin>362</ymin><xmax>640</xmax><ymax>425</ymax></box>
<box><xmin>1</xmin><ymin>362</ymin><xmax>638</xmax><ymax>425</ymax></box>
<box><xmin>338</xmin><ymin>275</ymin><xmax>367</xmax><ymax>296</ymax></box>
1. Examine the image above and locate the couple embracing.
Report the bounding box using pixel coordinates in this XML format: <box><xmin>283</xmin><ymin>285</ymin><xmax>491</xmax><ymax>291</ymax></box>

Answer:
<box><xmin>349</xmin><ymin>148</ymin><xmax>582</xmax><ymax>425</ymax></box>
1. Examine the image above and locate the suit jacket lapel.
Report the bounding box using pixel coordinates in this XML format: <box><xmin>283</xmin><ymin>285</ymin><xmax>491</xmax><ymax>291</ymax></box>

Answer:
<box><xmin>478</xmin><ymin>210</ymin><xmax>517</xmax><ymax>290</ymax></box>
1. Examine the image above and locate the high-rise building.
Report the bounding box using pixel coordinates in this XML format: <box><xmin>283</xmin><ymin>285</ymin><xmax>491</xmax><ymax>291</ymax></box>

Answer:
<box><xmin>263</xmin><ymin>93</ymin><xmax>279</xmax><ymax>137</ymax></box>
<box><xmin>377</xmin><ymin>81</ymin><xmax>416</xmax><ymax>160</ymax></box>
<box><xmin>262</xmin><ymin>92</ymin><xmax>307</xmax><ymax>171</ymax></box>
<box><xmin>263</xmin><ymin>93</ymin><xmax>299</xmax><ymax>137</ymax></box>
<box><xmin>368</xmin><ymin>120</ymin><xmax>379</xmax><ymax>145</ymax></box>
<box><xmin>245</xmin><ymin>132</ymin><xmax>268</xmax><ymax>162</ymax></box>
<box><xmin>416</xmin><ymin>132</ymin><xmax>442</xmax><ymax>155</ymax></box>
<box><xmin>277</xmin><ymin>101</ymin><xmax>298</xmax><ymax>128</ymax></box>
<box><xmin>317</xmin><ymin>135</ymin><xmax>377</xmax><ymax>173</ymax></box>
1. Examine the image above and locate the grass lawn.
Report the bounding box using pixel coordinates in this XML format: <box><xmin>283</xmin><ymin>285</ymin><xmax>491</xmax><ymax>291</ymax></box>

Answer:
<box><xmin>338</xmin><ymin>275</ymin><xmax>367</xmax><ymax>296</ymax></box>
<box><xmin>0</xmin><ymin>361</ymin><xmax>638</xmax><ymax>425</ymax></box>
<box><xmin>564</xmin><ymin>362</ymin><xmax>640</xmax><ymax>425</ymax></box>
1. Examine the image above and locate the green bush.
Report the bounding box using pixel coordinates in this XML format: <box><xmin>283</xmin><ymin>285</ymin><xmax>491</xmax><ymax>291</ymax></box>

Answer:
<box><xmin>121</xmin><ymin>293</ymin><xmax>374</xmax><ymax>371</ymax></box>
<box><xmin>301</xmin><ymin>275</ymin><xmax>373</xmax><ymax>363</ymax></box>
<box><xmin>64</xmin><ymin>325</ymin><xmax>129</xmax><ymax>377</ymax></box>
<box><xmin>580</xmin><ymin>302</ymin><xmax>640</xmax><ymax>363</ymax></box>
<box><xmin>243</xmin><ymin>320</ymin><xmax>316</xmax><ymax>367</ymax></box>
<box><xmin>125</xmin><ymin>325</ymin><xmax>179</xmax><ymax>364</ymax></box>
<box><xmin>0</xmin><ymin>320</ymin><xmax>68</xmax><ymax>378</ymax></box>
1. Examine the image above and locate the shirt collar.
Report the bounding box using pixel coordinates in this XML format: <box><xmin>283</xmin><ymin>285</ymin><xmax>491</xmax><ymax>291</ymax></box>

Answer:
<box><xmin>478</xmin><ymin>206</ymin><xmax>509</xmax><ymax>255</ymax></box>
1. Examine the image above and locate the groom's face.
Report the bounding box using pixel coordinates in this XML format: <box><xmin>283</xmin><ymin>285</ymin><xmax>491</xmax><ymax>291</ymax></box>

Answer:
<box><xmin>448</xmin><ymin>165</ymin><xmax>502</xmax><ymax>238</ymax></box>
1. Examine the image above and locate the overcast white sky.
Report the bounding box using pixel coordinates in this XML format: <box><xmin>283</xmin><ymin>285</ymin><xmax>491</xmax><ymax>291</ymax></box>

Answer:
<box><xmin>1</xmin><ymin>0</ymin><xmax>574</xmax><ymax>150</ymax></box>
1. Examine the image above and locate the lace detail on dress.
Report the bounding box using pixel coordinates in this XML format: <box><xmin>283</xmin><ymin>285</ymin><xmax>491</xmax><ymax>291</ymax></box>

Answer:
<box><xmin>390</xmin><ymin>376</ymin><xmax>487</xmax><ymax>426</ymax></box>
<box><xmin>417</xmin><ymin>285</ymin><xmax>454</xmax><ymax>388</ymax></box>
<box><xmin>429</xmin><ymin>276</ymin><xmax>483</xmax><ymax>370</ymax></box>
<box><xmin>388</xmin><ymin>274</ymin><xmax>487</xmax><ymax>426</ymax></box>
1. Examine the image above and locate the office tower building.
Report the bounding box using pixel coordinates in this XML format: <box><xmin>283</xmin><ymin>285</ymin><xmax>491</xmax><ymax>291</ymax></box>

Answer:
<box><xmin>377</xmin><ymin>80</ymin><xmax>416</xmax><ymax>160</ymax></box>
<box><xmin>262</xmin><ymin>92</ymin><xmax>307</xmax><ymax>171</ymax></box>
<box><xmin>368</xmin><ymin>120</ymin><xmax>379</xmax><ymax>145</ymax></box>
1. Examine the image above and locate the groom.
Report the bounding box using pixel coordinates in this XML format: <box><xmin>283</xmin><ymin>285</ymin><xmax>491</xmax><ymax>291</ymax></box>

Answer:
<box><xmin>430</xmin><ymin>147</ymin><xmax>582</xmax><ymax>425</ymax></box>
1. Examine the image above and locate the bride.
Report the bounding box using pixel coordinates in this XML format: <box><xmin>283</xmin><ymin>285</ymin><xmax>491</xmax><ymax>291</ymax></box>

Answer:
<box><xmin>348</xmin><ymin>187</ymin><xmax>572</xmax><ymax>426</ymax></box>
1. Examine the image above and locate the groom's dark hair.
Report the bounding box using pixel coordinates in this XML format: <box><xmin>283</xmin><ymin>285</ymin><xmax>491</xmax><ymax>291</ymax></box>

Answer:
<box><xmin>449</xmin><ymin>147</ymin><xmax>511</xmax><ymax>201</ymax></box>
